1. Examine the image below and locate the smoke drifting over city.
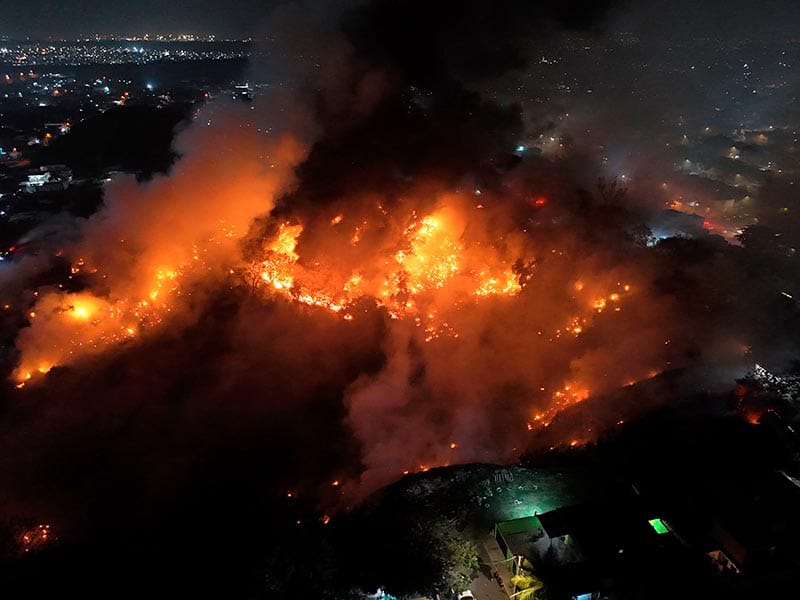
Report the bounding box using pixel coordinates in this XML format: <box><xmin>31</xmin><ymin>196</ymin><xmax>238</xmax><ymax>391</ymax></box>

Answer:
<box><xmin>1</xmin><ymin>0</ymin><xmax>800</xmax><ymax>581</ymax></box>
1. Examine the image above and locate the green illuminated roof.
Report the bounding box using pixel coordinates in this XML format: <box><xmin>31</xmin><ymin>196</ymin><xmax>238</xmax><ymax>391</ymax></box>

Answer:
<box><xmin>497</xmin><ymin>516</ymin><xmax>541</xmax><ymax>537</ymax></box>
<box><xmin>648</xmin><ymin>518</ymin><xmax>669</xmax><ymax>534</ymax></box>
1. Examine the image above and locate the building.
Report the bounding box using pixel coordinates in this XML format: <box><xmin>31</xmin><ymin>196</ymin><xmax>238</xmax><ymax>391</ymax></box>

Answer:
<box><xmin>19</xmin><ymin>165</ymin><xmax>72</xmax><ymax>193</ymax></box>
<box><xmin>494</xmin><ymin>502</ymin><xmax>690</xmax><ymax>599</ymax></box>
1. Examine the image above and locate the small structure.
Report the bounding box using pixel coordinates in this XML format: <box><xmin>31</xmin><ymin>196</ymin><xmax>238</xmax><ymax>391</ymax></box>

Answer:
<box><xmin>496</xmin><ymin>502</ymin><xmax>679</xmax><ymax>599</ymax></box>
<box><xmin>706</xmin><ymin>476</ymin><xmax>800</xmax><ymax>572</ymax></box>
<box><xmin>19</xmin><ymin>165</ymin><xmax>72</xmax><ymax>193</ymax></box>
<box><xmin>233</xmin><ymin>83</ymin><xmax>252</xmax><ymax>101</ymax></box>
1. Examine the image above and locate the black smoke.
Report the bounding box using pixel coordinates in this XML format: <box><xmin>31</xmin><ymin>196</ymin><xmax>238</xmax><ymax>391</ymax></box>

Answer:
<box><xmin>3</xmin><ymin>1</ymin><xmax>800</xmax><ymax>598</ymax></box>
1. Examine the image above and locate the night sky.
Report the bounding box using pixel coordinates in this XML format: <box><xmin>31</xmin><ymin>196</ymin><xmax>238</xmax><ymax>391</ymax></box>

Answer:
<box><xmin>0</xmin><ymin>0</ymin><xmax>285</xmax><ymax>38</ymax></box>
<box><xmin>2</xmin><ymin>1</ymin><xmax>800</xmax><ymax>598</ymax></box>
<box><xmin>0</xmin><ymin>0</ymin><xmax>799</xmax><ymax>39</ymax></box>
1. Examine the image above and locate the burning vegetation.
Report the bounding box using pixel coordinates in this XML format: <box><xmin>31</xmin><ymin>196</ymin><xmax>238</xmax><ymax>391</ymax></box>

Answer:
<box><xmin>17</xmin><ymin>524</ymin><xmax>54</xmax><ymax>555</ymax></box>
<box><xmin>10</xmin><ymin>180</ymin><xmax>649</xmax><ymax>462</ymax></box>
<box><xmin>1</xmin><ymin>0</ymin><xmax>798</xmax><ymax>535</ymax></box>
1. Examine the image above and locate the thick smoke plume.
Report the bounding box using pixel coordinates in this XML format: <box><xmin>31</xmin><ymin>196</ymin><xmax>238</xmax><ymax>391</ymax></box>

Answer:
<box><xmin>12</xmin><ymin>108</ymin><xmax>306</xmax><ymax>383</ymax></box>
<box><xmin>1</xmin><ymin>0</ymin><xmax>799</xmax><ymax>530</ymax></box>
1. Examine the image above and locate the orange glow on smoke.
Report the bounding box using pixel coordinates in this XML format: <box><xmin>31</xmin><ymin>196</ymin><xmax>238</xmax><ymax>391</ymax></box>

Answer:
<box><xmin>529</xmin><ymin>382</ymin><xmax>592</xmax><ymax>428</ymax></box>
<box><xmin>253</xmin><ymin>204</ymin><xmax>524</xmax><ymax>327</ymax></box>
<box><xmin>11</xmin><ymin>173</ymin><xmax>657</xmax><ymax>446</ymax></box>
<box><xmin>12</xmin><ymin>217</ymin><xmax>261</xmax><ymax>385</ymax></box>
<box><xmin>13</xmin><ymin>127</ymin><xmax>307</xmax><ymax>386</ymax></box>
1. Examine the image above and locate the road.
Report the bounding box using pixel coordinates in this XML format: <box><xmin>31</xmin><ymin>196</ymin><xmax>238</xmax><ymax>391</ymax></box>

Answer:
<box><xmin>466</xmin><ymin>527</ymin><xmax>516</xmax><ymax>600</ymax></box>
<box><xmin>469</xmin><ymin>569</ymin><xmax>508</xmax><ymax>600</ymax></box>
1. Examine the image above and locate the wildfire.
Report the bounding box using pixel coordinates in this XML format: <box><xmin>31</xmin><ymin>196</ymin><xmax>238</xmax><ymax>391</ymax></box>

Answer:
<box><xmin>250</xmin><ymin>204</ymin><xmax>650</xmax><ymax>446</ymax></box>
<box><xmin>259</xmin><ymin>222</ymin><xmax>302</xmax><ymax>291</ymax></box>
<box><xmin>253</xmin><ymin>206</ymin><xmax>526</xmax><ymax>330</ymax></box>
<box><xmin>18</xmin><ymin>524</ymin><xmax>54</xmax><ymax>554</ymax></box>
<box><xmin>527</xmin><ymin>382</ymin><xmax>592</xmax><ymax>430</ymax></box>
<box><xmin>12</xmin><ymin>227</ymin><xmax>233</xmax><ymax>385</ymax></box>
<box><xmin>10</xmin><ymin>180</ymin><xmax>662</xmax><ymax>450</ymax></box>
<box><xmin>473</xmin><ymin>270</ymin><xmax>522</xmax><ymax>297</ymax></box>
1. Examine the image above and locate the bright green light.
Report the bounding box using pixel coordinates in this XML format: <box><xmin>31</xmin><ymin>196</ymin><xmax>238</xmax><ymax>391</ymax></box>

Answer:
<box><xmin>648</xmin><ymin>518</ymin><xmax>669</xmax><ymax>534</ymax></box>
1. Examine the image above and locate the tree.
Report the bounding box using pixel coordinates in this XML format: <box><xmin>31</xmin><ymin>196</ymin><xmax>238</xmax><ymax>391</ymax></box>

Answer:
<box><xmin>735</xmin><ymin>224</ymin><xmax>792</xmax><ymax>257</ymax></box>
<box><xmin>338</xmin><ymin>509</ymin><xmax>479</xmax><ymax>599</ymax></box>
<box><xmin>427</xmin><ymin>520</ymin><xmax>479</xmax><ymax>594</ymax></box>
<box><xmin>596</xmin><ymin>176</ymin><xmax>628</xmax><ymax>206</ymax></box>
<box><xmin>237</xmin><ymin>261</ymin><xmax>266</xmax><ymax>292</ymax></box>
<box><xmin>510</xmin><ymin>570</ymin><xmax>545</xmax><ymax>600</ymax></box>
<box><xmin>627</xmin><ymin>222</ymin><xmax>655</xmax><ymax>248</ymax></box>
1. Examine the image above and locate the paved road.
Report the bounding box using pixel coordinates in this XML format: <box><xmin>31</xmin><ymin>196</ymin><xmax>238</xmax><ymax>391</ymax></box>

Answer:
<box><xmin>467</xmin><ymin>527</ymin><xmax>515</xmax><ymax>600</ymax></box>
<box><xmin>469</xmin><ymin>569</ymin><xmax>508</xmax><ymax>600</ymax></box>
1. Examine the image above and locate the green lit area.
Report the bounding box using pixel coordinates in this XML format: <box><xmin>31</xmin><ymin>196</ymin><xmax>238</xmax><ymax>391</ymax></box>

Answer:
<box><xmin>394</xmin><ymin>465</ymin><xmax>598</xmax><ymax>530</ymax></box>
<box><xmin>480</xmin><ymin>467</ymin><xmax>582</xmax><ymax>522</ymax></box>
<box><xmin>648</xmin><ymin>518</ymin><xmax>669</xmax><ymax>534</ymax></box>
<box><xmin>496</xmin><ymin>517</ymin><xmax>543</xmax><ymax>560</ymax></box>
<box><xmin>497</xmin><ymin>516</ymin><xmax>542</xmax><ymax>538</ymax></box>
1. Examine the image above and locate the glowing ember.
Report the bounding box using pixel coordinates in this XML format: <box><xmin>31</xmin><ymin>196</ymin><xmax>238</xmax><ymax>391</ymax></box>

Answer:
<box><xmin>18</xmin><ymin>524</ymin><xmax>54</xmax><ymax>554</ymax></box>
<box><xmin>12</xmin><ymin>228</ymin><xmax>234</xmax><ymax>384</ymax></box>
<box><xmin>10</xmin><ymin>178</ymin><xmax>657</xmax><ymax>452</ymax></box>
<box><xmin>253</xmin><ymin>204</ymin><xmax>526</xmax><ymax>332</ymax></box>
